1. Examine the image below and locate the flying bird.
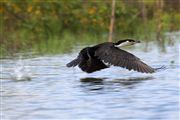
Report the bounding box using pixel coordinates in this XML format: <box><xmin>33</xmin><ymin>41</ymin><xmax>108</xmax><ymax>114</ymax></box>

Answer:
<box><xmin>66</xmin><ymin>39</ymin><xmax>155</xmax><ymax>73</ymax></box>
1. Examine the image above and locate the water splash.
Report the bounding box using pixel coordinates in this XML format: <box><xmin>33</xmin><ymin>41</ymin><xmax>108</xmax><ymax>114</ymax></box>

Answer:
<box><xmin>11</xmin><ymin>56</ymin><xmax>32</xmax><ymax>81</ymax></box>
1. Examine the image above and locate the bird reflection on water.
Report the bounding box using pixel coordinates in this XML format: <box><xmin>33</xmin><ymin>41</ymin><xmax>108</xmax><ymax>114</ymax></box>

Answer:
<box><xmin>80</xmin><ymin>76</ymin><xmax>154</xmax><ymax>91</ymax></box>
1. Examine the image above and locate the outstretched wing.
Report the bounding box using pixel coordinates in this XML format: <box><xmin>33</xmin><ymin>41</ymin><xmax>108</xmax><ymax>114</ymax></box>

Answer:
<box><xmin>66</xmin><ymin>58</ymin><xmax>80</xmax><ymax>67</ymax></box>
<box><xmin>95</xmin><ymin>45</ymin><xmax>155</xmax><ymax>73</ymax></box>
<box><xmin>66</xmin><ymin>48</ymin><xmax>88</xmax><ymax>68</ymax></box>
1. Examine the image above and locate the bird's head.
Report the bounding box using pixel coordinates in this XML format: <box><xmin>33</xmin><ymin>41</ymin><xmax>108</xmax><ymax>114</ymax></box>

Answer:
<box><xmin>114</xmin><ymin>39</ymin><xmax>140</xmax><ymax>47</ymax></box>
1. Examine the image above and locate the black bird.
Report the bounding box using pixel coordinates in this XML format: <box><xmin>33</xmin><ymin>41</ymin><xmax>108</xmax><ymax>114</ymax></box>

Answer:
<box><xmin>66</xmin><ymin>39</ymin><xmax>155</xmax><ymax>73</ymax></box>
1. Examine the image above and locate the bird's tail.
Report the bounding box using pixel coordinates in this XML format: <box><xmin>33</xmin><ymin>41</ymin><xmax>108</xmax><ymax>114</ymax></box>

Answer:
<box><xmin>66</xmin><ymin>59</ymin><xmax>79</xmax><ymax>67</ymax></box>
<box><xmin>154</xmin><ymin>66</ymin><xmax>166</xmax><ymax>72</ymax></box>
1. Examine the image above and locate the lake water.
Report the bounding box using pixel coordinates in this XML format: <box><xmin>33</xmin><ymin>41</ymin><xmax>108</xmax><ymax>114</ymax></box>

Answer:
<box><xmin>1</xmin><ymin>33</ymin><xmax>180</xmax><ymax>120</ymax></box>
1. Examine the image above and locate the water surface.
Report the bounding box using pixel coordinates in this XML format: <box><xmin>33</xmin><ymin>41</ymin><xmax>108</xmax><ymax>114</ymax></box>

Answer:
<box><xmin>1</xmin><ymin>33</ymin><xmax>180</xmax><ymax>120</ymax></box>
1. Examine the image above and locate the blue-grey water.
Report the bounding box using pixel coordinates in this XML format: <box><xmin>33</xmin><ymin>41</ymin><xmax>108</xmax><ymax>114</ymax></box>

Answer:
<box><xmin>1</xmin><ymin>33</ymin><xmax>180</xmax><ymax>120</ymax></box>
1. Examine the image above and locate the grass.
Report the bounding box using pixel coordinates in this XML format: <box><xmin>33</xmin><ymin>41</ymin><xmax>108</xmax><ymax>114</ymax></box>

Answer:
<box><xmin>0</xmin><ymin>19</ymin><xmax>178</xmax><ymax>58</ymax></box>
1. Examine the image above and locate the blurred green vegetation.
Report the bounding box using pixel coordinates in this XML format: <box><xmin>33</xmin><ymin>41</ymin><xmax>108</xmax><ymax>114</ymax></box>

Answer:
<box><xmin>0</xmin><ymin>0</ymin><xmax>180</xmax><ymax>56</ymax></box>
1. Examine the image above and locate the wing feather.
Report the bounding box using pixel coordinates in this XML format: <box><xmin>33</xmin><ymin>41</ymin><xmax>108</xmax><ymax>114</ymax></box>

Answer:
<box><xmin>95</xmin><ymin>45</ymin><xmax>154</xmax><ymax>73</ymax></box>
